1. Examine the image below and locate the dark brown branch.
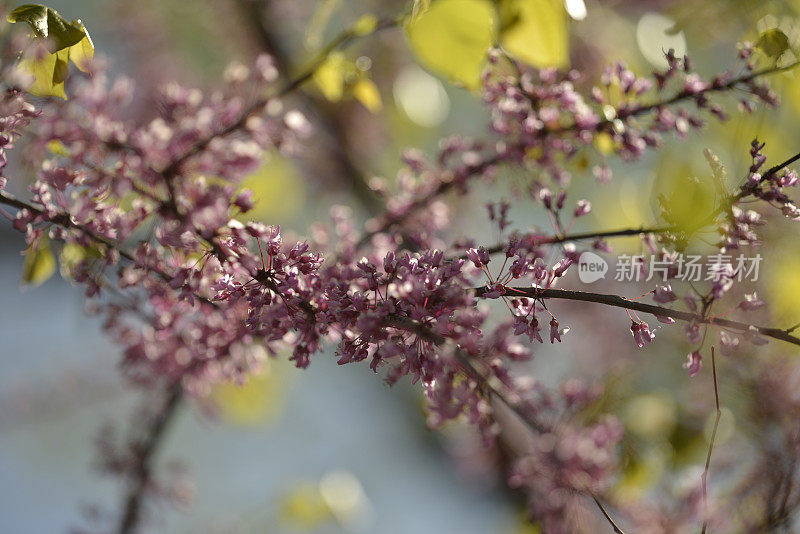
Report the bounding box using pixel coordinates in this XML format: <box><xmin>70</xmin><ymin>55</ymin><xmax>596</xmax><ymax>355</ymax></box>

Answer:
<box><xmin>118</xmin><ymin>382</ymin><xmax>183</xmax><ymax>534</ymax></box>
<box><xmin>477</xmin><ymin>225</ymin><xmax>673</xmax><ymax>257</ymax></box>
<box><xmin>474</xmin><ymin>286</ymin><xmax>800</xmax><ymax>347</ymax></box>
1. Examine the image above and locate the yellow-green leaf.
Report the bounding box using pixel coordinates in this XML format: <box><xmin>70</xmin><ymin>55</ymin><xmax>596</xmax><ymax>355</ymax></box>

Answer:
<box><xmin>19</xmin><ymin>46</ymin><xmax>69</xmax><ymax>99</ymax></box>
<box><xmin>68</xmin><ymin>20</ymin><xmax>94</xmax><ymax>72</ymax></box>
<box><xmin>499</xmin><ymin>0</ymin><xmax>569</xmax><ymax>69</ymax></box>
<box><xmin>655</xmin><ymin>173</ymin><xmax>715</xmax><ymax>235</ymax></box>
<box><xmin>46</xmin><ymin>139</ymin><xmax>71</xmax><ymax>156</ymax></box>
<box><xmin>756</xmin><ymin>28</ymin><xmax>789</xmax><ymax>60</ymax></box>
<box><xmin>279</xmin><ymin>483</ymin><xmax>332</xmax><ymax>529</ymax></box>
<box><xmin>405</xmin><ymin>0</ymin><xmax>497</xmax><ymax>90</ymax></box>
<box><xmin>594</xmin><ymin>132</ymin><xmax>615</xmax><ymax>156</ymax></box>
<box><xmin>238</xmin><ymin>152</ymin><xmax>305</xmax><ymax>222</ymax></box>
<box><xmin>59</xmin><ymin>242</ymin><xmax>100</xmax><ymax>279</ymax></box>
<box><xmin>211</xmin><ymin>357</ymin><xmax>286</xmax><ymax>426</ymax></box>
<box><xmin>352</xmin><ymin>14</ymin><xmax>377</xmax><ymax>36</ymax></box>
<box><xmin>7</xmin><ymin>4</ymin><xmax>85</xmax><ymax>52</ymax></box>
<box><xmin>767</xmin><ymin>246</ymin><xmax>800</xmax><ymax>323</ymax></box>
<box><xmin>352</xmin><ymin>78</ymin><xmax>382</xmax><ymax>112</ymax></box>
<box><xmin>9</xmin><ymin>6</ymin><xmax>94</xmax><ymax>99</ymax></box>
<box><xmin>410</xmin><ymin>0</ymin><xmax>432</xmax><ymax>22</ymax></box>
<box><xmin>313</xmin><ymin>51</ymin><xmax>346</xmax><ymax>102</ymax></box>
<box><xmin>22</xmin><ymin>237</ymin><xmax>56</xmax><ymax>287</ymax></box>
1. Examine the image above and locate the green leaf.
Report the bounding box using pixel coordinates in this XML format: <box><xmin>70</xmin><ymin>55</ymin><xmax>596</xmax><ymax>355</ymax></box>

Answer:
<box><xmin>8</xmin><ymin>6</ymin><xmax>95</xmax><ymax>99</ymax></box>
<box><xmin>46</xmin><ymin>139</ymin><xmax>71</xmax><ymax>156</ymax></box>
<box><xmin>352</xmin><ymin>78</ymin><xmax>382</xmax><ymax>112</ymax></box>
<box><xmin>313</xmin><ymin>52</ymin><xmax>347</xmax><ymax>102</ymax></box>
<box><xmin>756</xmin><ymin>28</ymin><xmax>789</xmax><ymax>60</ymax></box>
<box><xmin>352</xmin><ymin>14</ymin><xmax>377</xmax><ymax>36</ymax></box>
<box><xmin>68</xmin><ymin>20</ymin><xmax>94</xmax><ymax>73</ymax></box>
<box><xmin>405</xmin><ymin>0</ymin><xmax>497</xmax><ymax>90</ymax></box>
<box><xmin>59</xmin><ymin>241</ymin><xmax>100</xmax><ymax>279</ymax></box>
<box><xmin>7</xmin><ymin>4</ymin><xmax>85</xmax><ymax>52</ymax></box>
<box><xmin>19</xmin><ymin>46</ymin><xmax>69</xmax><ymax>99</ymax></box>
<box><xmin>22</xmin><ymin>236</ymin><xmax>56</xmax><ymax>287</ymax></box>
<box><xmin>410</xmin><ymin>0</ymin><xmax>431</xmax><ymax>22</ymax></box>
<box><xmin>656</xmin><ymin>174</ymin><xmax>716</xmax><ymax>235</ymax></box>
<box><xmin>499</xmin><ymin>0</ymin><xmax>569</xmax><ymax>68</ymax></box>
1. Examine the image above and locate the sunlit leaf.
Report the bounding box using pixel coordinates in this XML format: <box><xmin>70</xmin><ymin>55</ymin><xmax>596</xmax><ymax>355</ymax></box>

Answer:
<box><xmin>624</xmin><ymin>393</ymin><xmax>677</xmax><ymax>438</ymax></box>
<box><xmin>352</xmin><ymin>78</ymin><xmax>382</xmax><ymax>113</ymax></box>
<box><xmin>67</xmin><ymin>21</ymin><xmax>94</xmax><ymax>73</ymax></box>
<box><xmin>238</xmin><ymin>152</ymin><xmax>305</xmax><ymax>221</ymax></box>
<box><xmin>46</xmin><ymin>139</ymin><xmax>71</xmax><ymax>156</ymax></box>
<box><xmin>352</xmin><ymin>14</ymin><xmax>377</xmax><ymax>36</ymax></box>
<box><xmin>7</xmin><ymin>4</ymin><xmax>84</xmax><ymax>51</ymax></box>
<box><xmin>19</xmin><ymin>47</ymin><xmax>68</xmax><ymax>98</ymax></box>
<box><xmin>766</xmin><ymin>245</ymin><xmax>800</xmax><ymax>324</ymax></box>
<box><xmin>22</xmin><ymin>236</ymin><xmax>56</xmax><ymax>287</ymax></box>
<box><xmin>59</xmin><ymin>242</ymin><xmax>100</xmax><ymax>279</ymax></box>
<box><xmin>756</xmin><ymin>28</ymin><xmax>789</xmax><ymax>60</ymax></box>
<box><xmin>594</xmin><ymin>132</ymin><xmax>615</xmax><ymax>155</ymax></box>
<box><xmin>279</xmin><ymin>483</ymin><xmax>332</xmax><ymax>529</ymax></box>
<box><xmin>313</xmin><ymin>51</ymin><xmax>346</xmax><ymax>102</ymax></box>
<box><xmin>499</xmin><ymin>0</ymin><xmax>569</xmax><ymax>69</ymax></box>
<box><xmin>8</xmin><ymin>5</ymin><xmax>95</xmax><ymax>98</ymax></box>
<box><xmin>211</xmin><ymin>357</ymin><xmax>286</xmax><ymax>426</ymax></box>
<box><xmin>405</xmin><ymin>0</ymin><xmax>497</xmax><ymax>90</ymax></box>
<box><xmin>514</xmin><ymin>517</ymin><xmax>543</xmax><ymax>534</ymax></box>
<box><xmin>654</xmin><ymin>172</ymin><xmax>715</xmax><ymax>235</ymax></box>
<box><xmin>410</xmin><ymin>0</ymin><xmax>431</xmax><ymax>22</ymax></box>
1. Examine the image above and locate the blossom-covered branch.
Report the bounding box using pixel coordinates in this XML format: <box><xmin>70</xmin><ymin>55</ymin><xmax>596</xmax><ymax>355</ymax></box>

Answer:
<box><xmin>475</xmin><ymin>286</ymin><xmax>800</xmax><ymax>347</ymax></box>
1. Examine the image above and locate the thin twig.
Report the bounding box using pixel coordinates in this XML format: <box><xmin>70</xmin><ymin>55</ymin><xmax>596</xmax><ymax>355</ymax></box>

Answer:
<box><xmin>476</xmin><ymin>225</ymin><xmax>674</xmax><ymax>257</ymax></box>
<box><xmin>591</xmin><ymin>492</ymin><xmax>626</xmax><ymax>534</ymax></box>
<box><xmin>701</xmin><ymin>347</ymin><xmax>721</xmax><ymax>534</ymax></box>
<box><xmin>785</xmin><ymin>321</ymin><xmax>800</xmax><ymax>334</ymax></box>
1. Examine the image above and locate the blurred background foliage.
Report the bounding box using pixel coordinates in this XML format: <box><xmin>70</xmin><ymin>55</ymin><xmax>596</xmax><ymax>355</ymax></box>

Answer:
<box><xmin>4</xmin><ymin>0</ymin><xmax>800</xmax><ymax>532</ymax></box>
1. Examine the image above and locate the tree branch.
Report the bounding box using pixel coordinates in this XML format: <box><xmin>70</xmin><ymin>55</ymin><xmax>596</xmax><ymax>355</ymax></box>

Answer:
<box><xmin>352</xmin><ymin>63</ymin><xmax>798</xmax><ymax>254</ymax></box>
<box><xmin>158</xmin><ymin>15</ymin><xmax>400</xmax><ymax>181</ymax></box>
<box><xmin>118</xmin><ymin>382</ymin><xmax>183</xmax><ymax>534</ymax></box>
<box><xmin>475</xmin><ymin>286</ymin><xmax>800</xmax><ymax>347</ymax></box>
<box><xmin>477</xmin><ymin>225</ymin><xmax>673</xmax><ymax>257</ymax></box>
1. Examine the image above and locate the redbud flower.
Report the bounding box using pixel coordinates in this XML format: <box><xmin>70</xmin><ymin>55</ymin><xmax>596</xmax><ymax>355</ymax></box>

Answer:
<box><xmin>778</xmin><ymin>169</ymin><xmax>798</xmax><ymax>187</ymax></box>
<box><xmin>719</xmin><ymin>331</ymin><xmax>739</xmax><ymax>355</ymax></box>
<box><xmin>739</xmin><ymin>292</ymin><xmax>765</xmax><ymax>311</ymax></box>
<box><xmin>574</xmin><ymin>199</ymin><xmax>591</xmax><ymax>217</ymax></box>
<box><xmin>653</xmin><ymin>284</ymin><xmax>677</xmax><ymax>303</ymax></box>
<box><xmin>630</xmin><ymin>320</ymin><xmax>655</xmax><ymax>348</ymax></box>
<box><xmin>683</xmin><ymin>351</ymin><xmax>702</xmax><ymax>377</ymax></box>
<box><xmin>549</xmin><ymin>317</ymin><xmax>562</xmax><ymax>343</ymax></box>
